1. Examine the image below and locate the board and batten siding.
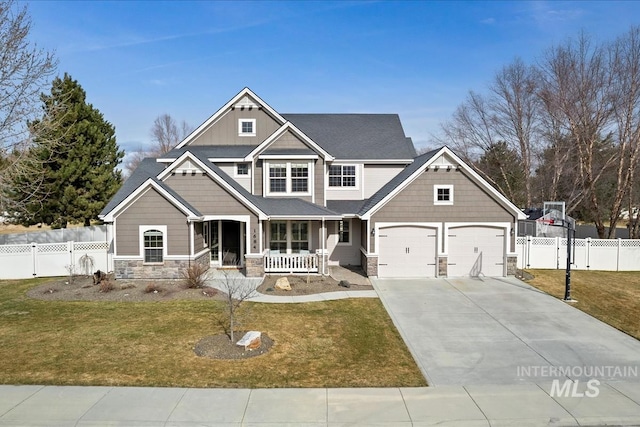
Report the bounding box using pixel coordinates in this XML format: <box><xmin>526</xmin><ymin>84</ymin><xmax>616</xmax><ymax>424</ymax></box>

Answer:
<box><xmin>325</xmin><ymin>164</ymin><xmax>362</xmax><ymax>201</ymax></box>
<box><xmin>254</xmin><ymin>160</ymin><xmax>263</xmax><ymax>196</ymax></box>
<box><xmin>314</xmin><ymin>158</ymin><xmax>324</xmax><ymax>206</ymax></box>
<box><xmin>189</xmin><ymin>108</ymin><xmax>281</xmax><ymax>146</ymax></box>
<box><xmin>115</xmin><ymin>188</ymin><xmax>189</xmax><ymax>256</ymax></box>
<box><xmin>370</xmin><ymin>169</ymin><xmax>517</xmax><ymax>251</ymax></box>
<box><xmin>216</xmin><ymin>162</ymin><xmax>251</xmax><ymax>192</ymax></box>
<box><xmin>268</xmin><ymin>131</ymin><xmax>310</xmax><ymax>150</ymax></box>
<box><xmin>364</xmin><ymin>164</ymin><xmax>405</xmax><ymax>198</ymax></box>
<box><xmin>327</xmin><ymin>219</ymin><xmax>362</xmax><ymax>266</ymax></box>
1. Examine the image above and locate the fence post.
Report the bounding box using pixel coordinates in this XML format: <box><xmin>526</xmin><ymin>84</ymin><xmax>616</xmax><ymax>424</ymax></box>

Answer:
<box><xmin>555</xmin><ymin>237</ymin><xmax>560</xmax><ymax>269</ymax></box>
<box><xmin>586</xmin><ymin>238</ymin><xmax>591</xmax><ymax>270</ymax></box>
<box><xmin>31</xmin><ymin>243</ymin><xmax>37</xmax><ymax>277</ymax></box>
<box><xmin>526</xmin><ymin>235</ymin><xmax>532</xmax><ymax>269</ymax></box>
<box><xmin>617</xmin><ymin>238</ymin><xmax>621</xmax><ymax>271</ymax></box>
<box><xmin>69</xmin><ymin>241</ymin><xmax>74</xmax><ymax>271</ymax></box>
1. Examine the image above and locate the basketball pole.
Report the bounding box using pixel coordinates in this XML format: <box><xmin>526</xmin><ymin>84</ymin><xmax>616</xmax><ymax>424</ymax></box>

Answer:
<box><xmin>563</xmin><ymin>220</ymin><xmax>576</xmax><ymax>302</ymax></box>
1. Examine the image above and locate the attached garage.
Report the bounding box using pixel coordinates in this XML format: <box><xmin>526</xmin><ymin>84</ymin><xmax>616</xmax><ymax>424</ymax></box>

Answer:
<box><xmin>447</xmin><ymin>225</ymin><xmax>506</xmax><ymax>277</ymax></box>
<box><xmin>378</xmin><ymin>225</ymin><xmax>437</xmax><ymax>278</ymax></box>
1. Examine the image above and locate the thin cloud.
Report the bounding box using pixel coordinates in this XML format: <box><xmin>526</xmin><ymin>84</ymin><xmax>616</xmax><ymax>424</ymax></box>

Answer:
<box><xmin>480</xmin><ymin>17</ymin><xmax>496</xmax><ymax>25</ymax></box>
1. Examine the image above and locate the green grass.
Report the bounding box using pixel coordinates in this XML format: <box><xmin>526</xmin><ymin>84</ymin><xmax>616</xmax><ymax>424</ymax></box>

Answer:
<box><xmin>0</xmin><ymin>278</ymin><xmax>426</xmax><ymax>388</ymax></box>
<box><xmin>526</xmin><ymin>270</ymin><xmax>640</xmax><ymax>340</ymax></box>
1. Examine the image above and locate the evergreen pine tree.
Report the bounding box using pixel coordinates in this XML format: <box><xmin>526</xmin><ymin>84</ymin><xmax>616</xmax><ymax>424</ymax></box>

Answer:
<box><xmin>24</xmin><ymin>73</ymin><xmax>123</xmax><ymax>228</ymax></box>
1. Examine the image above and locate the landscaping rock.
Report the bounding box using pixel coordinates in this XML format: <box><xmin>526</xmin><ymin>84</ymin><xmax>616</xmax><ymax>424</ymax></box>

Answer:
<box><xmin>339</xmin><ymin>280</ymin><xmax>351</xmax><ymax>288</ymax></box>
<box><xmin>275</xmin><ymin>277</ymin><xmax>291</xmax><ymax>291</ymax></box>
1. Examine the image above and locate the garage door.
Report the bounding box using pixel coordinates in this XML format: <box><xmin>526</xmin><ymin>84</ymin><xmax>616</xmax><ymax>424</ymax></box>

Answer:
<box><xmin>448</xmin><ymin>226</ymin><xmax>505</xmax><ymax>277</ymax></box>
<box><xmin>378</xmin><ymin>226</ymin><xmax>437</xmax><ymax>278</ymax></box>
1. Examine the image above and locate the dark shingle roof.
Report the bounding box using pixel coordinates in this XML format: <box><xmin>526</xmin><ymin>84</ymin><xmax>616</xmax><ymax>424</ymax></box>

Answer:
<box><xmin>100</xmin><ymin>158</ymin><xmax>201</xmax><ymax>218</ymax></box>
<box><xmin>326</xmin><ymin>200</ymin><xmax>367</xmax><ymax>215</ymax></box>
<box><xmin>163</xmin><ymin>145</ymin><xmax>254</xmax><ymax>159</ymax></box>
<box><xmin>283</xmin><ymin>114</ymin><xmax>416</xmax><ymax>160</ymax></box>
<box><xmin>358</xmin><ymin>148</ymin><xmax>440</xmax><ymax>216</ymax></box>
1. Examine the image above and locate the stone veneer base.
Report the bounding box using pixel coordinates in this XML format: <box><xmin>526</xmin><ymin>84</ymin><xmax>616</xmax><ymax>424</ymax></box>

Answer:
<box><xmin>115</xmin><ymin>251</ymin><xmax>210</xmax><ymax>279</ymax></box>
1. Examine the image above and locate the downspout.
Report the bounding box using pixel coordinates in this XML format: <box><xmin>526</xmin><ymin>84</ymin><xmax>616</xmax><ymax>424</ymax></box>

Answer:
<box><xmin>321</xmin><ymin>217</ymin><xmax>325</xmax><ymax>276</ymax></box>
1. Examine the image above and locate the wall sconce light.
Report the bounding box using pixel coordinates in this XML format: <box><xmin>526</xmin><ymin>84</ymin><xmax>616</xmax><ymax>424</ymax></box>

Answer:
<box><xmin>371</xmin><ymin>228</ymin><xmax>375</xmax><ymax>237</ymax></box>
<box><xmin>510</xmin><ymin>227</ymin><xmax>515</xmax><ymax>236</ymax></box>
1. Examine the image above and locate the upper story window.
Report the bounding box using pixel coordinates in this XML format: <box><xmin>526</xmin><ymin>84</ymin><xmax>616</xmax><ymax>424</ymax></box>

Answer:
<box><xmin>266</xmin><ymin>161</ymin><xmax>312</xmax><ymax>196</ymax></box>
<box><xmin>236</xmin><ymin>163</ymin><xmax>249</xmax><ymax>176</ymax></box>
<box><xmin>238</xmin><ymin>119</ymin><xmax>256</xmax><ymax>136</ymax></box>
<box><xmin>329</xmin><ymin>165</ymin><xmax>356</xmax><ymax>187</ymax></box>
<box><xmin>434</xmin><ymin>185</ymin><xmax>454</xmax><ymax>205</ymax></box>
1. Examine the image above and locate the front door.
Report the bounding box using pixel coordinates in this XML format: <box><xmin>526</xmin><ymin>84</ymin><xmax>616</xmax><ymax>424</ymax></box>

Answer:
<box><xmin>221</xmin><ymin>221</ymin><xmax>241</xmax><ymax>266</ymax></box>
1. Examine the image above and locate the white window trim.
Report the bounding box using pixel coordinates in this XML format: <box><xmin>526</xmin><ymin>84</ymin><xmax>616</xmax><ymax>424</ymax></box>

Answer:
<box><xmin>234</xmin><ymin>162</ymin><xmax>251</xmax><ymax>177</ymax></box>
<box><xmin>336</xmin><ymin>219</ymin><xmax>352</xmax><ymax>246</ymax></box>
<box><xmin>264</xmin><ymin>160</ymin><xmax>313</xmax><ymax>197</ymax></box>
<box><xmin>434</xmin><ymin>185</ymin><xmax>454</xmax><ymax>205</ymax></box>
<box><xmin>328</xmin><ymin>164</ymin><xmax>359</xmax><ymax>190</ymax></box>
<box><xmin>238</xmin><ymin>118</ymin><xmax>256</xmax><ymax>137</ymax></box>
<box><xmin>139</xmin><ymin>225</ymin><xmax>167</xmax><ymax>264</ymax></box>
<box><xmin>268</xmin><ymin>220</ymin><xmax>311</xmax><ymax>254</ymax></box>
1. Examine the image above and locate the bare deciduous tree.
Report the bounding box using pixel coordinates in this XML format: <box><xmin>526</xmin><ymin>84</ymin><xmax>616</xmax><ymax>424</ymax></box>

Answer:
<box><xmin>0</xmin><ymin>0</ymin><xmax>57</xmax><ymax>218</ymax></box>
<box><xmin>124</xmin><ymin>113</ymin><xmax>192</xmax><ymax>176</ymax></box>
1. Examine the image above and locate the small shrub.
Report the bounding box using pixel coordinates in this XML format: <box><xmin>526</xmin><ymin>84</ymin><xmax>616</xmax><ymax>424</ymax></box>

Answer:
<box><xmin>120</xmin><ymin>283</ymin><xmax>136</xmax><ymax>290</ymax></box>
<box><xmin>145</xmin><ymin>283</ymin><xmax>163</xmax><ymax>294</ymax></box>
<box><xmin>99</xmin><ymin>279</ymin><xmax>114</xmax><ymax>293</ymax></box>
<box><xmin>182</xmin><ymin>263</ymin><xmax>211</xmax><ymax>289</ymax></box>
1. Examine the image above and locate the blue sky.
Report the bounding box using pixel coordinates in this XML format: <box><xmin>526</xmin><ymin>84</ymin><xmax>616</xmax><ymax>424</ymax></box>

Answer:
<box><xmin>25</xmin><ymin>1</ymin><xmax>640</xmax><ymax>157</ymax></box>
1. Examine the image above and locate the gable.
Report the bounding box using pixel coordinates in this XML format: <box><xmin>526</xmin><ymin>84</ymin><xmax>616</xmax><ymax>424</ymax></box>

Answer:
<box><xmin>372</xmin><ymin>169</ymin><xmax>517</xmax><ymax>223</ymax></box>
<box><xmin>163</xmin><ymin>172</ymin><xmax>254</xmax><ymax>216</ymax></box>
<box><xmin>188</xmin><ymin>107</ymin><xmax>282</xmax><ymax>147</ymax></box>
<box><xmin>263</xmin><ymin>128</ymin><xmax>316</xmax><ymax>152</ymax></box>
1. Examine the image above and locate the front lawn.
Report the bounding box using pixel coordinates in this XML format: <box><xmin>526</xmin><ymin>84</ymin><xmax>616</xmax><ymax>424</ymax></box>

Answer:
<box><xmin>0</xmin><ymin>278</ymin><xmax>426</xmax><ymax>388</ymax></box>
<box><xmin>525</xmin><ymin>270</ymin><xmax>640</xmax><ymax>340</ymax></box>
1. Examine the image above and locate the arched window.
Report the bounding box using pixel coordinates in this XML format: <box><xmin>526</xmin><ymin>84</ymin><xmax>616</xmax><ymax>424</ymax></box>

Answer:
<box><xmin>143</xmin><ymin>229</ymin><xmax>164</xmax><ymax>263</ymax></box>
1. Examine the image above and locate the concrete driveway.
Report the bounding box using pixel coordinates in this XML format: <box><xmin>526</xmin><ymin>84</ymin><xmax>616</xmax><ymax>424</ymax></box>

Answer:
<box><xmin>372</xmin><ymin>276</ymin><xmax>640</xmax><ymax>386</ymax></box>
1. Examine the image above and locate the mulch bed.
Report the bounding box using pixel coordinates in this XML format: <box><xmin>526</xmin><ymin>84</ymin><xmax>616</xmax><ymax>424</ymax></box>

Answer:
<box><xmin>193</xmin><ymin>332</ymin><xmax>274</xmax><ymax>360</ymax></box>
<box><xmin>257</xmin><ymin>274</ymin><xmax>372</xmax><ymax>296</ymax></box>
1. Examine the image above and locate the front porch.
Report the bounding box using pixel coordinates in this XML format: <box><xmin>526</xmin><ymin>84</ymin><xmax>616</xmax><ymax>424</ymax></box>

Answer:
<box><xmin>263</xmin><ymin>250</ymin><xmax>321</xmax><ymax>273</ymax></box>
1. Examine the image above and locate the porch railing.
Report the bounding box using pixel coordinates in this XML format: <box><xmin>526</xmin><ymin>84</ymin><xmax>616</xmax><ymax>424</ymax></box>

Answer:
<box><xmin>263</xmin><ymin>251</ymin><xmax>319</xmax><ymax>273</ymax></box>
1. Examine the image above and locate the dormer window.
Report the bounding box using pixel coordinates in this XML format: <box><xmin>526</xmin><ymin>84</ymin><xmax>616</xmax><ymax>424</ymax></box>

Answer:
<box><xmin>239</xmin><ymin>119</ymin><xmax>256</xmax><ymax>136</ymax></box>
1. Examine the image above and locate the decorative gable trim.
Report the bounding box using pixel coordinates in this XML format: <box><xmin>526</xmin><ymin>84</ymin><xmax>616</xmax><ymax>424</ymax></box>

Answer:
<box><xmin>175</xmin><ymin>87</ymin><xmax>286</xmax><ymax>149</ymax></box>
<box><xmin>157</xmin><ymin>151</ymin><xmax>268</xmax><ymax>220</ymax></box>
<box><xmin>99</xmin><ymin>179</ymin><xmax>199</xmax><ymax>223</ymax></box>
<box><xmin>360</xmin><ymin>147</ymin><xmax>526</xmax><ymax>220</ymax></box>
<box><xmin>245</xmin><ymin>122</ymin><xmax>335</xmax><ymax>162</ymax></box>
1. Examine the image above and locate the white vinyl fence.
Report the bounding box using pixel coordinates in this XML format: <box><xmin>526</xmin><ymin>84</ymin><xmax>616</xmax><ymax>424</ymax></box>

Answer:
<box><xmin>517</xmin><ymin>236</ymin><xmax>640</xmax><ymax>271</ymax></box>
<box><xmin>0</xmin><ymin>225</ymin><xmax>107</xmax><ymax>245</ymax></box>
<box><xmin>0</xmin><ymin>241</ymin><xmax>112</xmax><ymax>280</ymax></box>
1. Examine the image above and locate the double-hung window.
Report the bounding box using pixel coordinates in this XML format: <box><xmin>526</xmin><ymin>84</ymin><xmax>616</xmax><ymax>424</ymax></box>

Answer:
<box><xmin>291</xmin><ymin>163</ymin><xmax>308</xmax><ymax>192</ymax></box>
<box><xmin>141</xmin><ymin>227</ymin><xmax>165</xmax><ymax>263</ymax></box>
<box><xmin>329</xmin><ymin>165</ymin><xmax>356</xmax><ymax>187</ymax></box>
<box><xmin>291</xmin><ymin>222</ymin><xmax>309</xmax><ymax>253</ymax></box>
<box><xmin>269</xmin><ymin>221</ymin><xmax>309</xmax><ymax>254</ymax></box>
<box><xmin>269</xmin><ymin>163</ymin><xmax>287</xmax><ymax>193</ymax></box>
<box><xmin>267</xmin><ymin>161</ymin><xmax>311</xmax><ymax>195</ymax></box>
<box><xmin>270</xmin><ymin>221</ymin><xmax>287</xmax><ymax>252</ymax></box>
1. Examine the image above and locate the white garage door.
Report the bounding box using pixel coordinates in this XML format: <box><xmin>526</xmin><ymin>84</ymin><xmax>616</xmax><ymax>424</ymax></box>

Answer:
<box><xmin>448</xmin><ymin>226</ymin><xmax>505</xmax><ymax>277</ymax></box>
<box><xmin>378</xmin><ymin>226</ymin><xmax>437</xmax><ymax>278</ymax></box>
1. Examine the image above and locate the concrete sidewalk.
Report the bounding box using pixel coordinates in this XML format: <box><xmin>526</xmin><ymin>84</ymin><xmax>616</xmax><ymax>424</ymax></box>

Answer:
<box><xmin>2</xmin><ymin>383</ymin><xmax>640</xmax><ymax>426</ymax></box>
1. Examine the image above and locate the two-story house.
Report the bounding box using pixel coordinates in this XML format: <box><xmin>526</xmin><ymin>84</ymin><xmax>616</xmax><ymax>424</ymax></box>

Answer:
<box><xmin>99</xmin><ymin>88</ymin><xmax>525</xmax><ymax>279</ymax></box>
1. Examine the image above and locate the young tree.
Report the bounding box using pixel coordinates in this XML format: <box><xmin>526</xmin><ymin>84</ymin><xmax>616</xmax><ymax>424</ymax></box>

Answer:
<box><xmin>17</xmin><ymin>73</ymin><xmax>123</xmax><ymax>228</ymax></box>
<box><xmin>0</xmin><ymin>0</ymin><xmax>57</xmax><ymax>218</ymax></box>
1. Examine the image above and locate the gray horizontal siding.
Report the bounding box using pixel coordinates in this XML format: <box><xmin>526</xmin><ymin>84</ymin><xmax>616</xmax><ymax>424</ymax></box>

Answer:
<box><xmin>190</xmin><ymin>108</ymin><xmax>280</xmax><ymax>146</ymax></box>
<box><xmin>115</xmin><ymin>188</ymin><xmax>189</xmax><ymax>256</ymax></box>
